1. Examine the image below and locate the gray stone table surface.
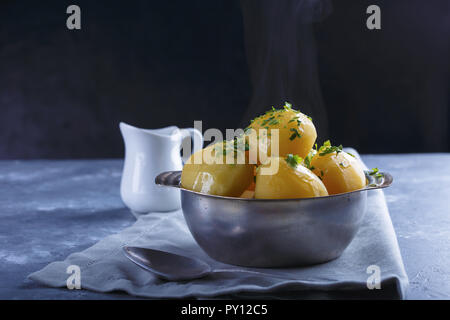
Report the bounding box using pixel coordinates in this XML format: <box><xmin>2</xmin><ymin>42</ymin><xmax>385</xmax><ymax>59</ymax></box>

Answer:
<box><xmin>0</xmin><ymin>154</ymin><xmax>449</xmax><ymax>300</ymax></box>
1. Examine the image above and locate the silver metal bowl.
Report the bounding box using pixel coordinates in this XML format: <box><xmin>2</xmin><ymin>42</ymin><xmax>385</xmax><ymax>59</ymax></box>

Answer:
<box><xmin>155</xmin><ymin>170</ymin><xmax>392</xmax><ymax>268</ymax></box>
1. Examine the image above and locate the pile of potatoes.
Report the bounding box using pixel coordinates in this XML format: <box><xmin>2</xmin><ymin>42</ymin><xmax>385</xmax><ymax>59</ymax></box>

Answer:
<box><xmin>181</xmin><ymin>102</ymin><xmax>366</xmax><ymax>199</ymax></box>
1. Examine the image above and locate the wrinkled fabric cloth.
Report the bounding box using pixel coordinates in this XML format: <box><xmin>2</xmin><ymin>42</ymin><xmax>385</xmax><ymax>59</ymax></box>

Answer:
<box><xmin>29</xmin><ymin>150</ymin><xmax>408</xmax><ymax>299</ymax></box>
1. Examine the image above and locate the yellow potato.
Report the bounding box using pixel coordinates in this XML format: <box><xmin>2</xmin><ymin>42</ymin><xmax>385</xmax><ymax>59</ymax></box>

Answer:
<box><xmin>310</xmin><ymin>148</ymin><xmax>366</xmax><ymax>195</ymax></box>
<box><xmin>239</xmin><ymin>181</ymin><xmax>255</xmax><ymax>198</ymax></box>
<box><xmin>239</xmin><ymin>190</ymin><xmax>255</xmax><ymax>199</ymax></box>
<box><xmin>181</xmin><ymin>143</ymin><xmax>254</xmax><ymax>197</ymax></box>
<box><xmin>254</xmin><ymin>156</ymin><xmax>328</xmax><ymax>199</ymax></box>
<box><xmin>246</xmin><ymin>103</ymin><xmax>317</xmax><ymax>163</ymax></box>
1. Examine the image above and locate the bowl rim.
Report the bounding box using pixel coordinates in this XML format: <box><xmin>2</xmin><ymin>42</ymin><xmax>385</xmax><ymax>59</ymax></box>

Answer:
<box><xmin>155</xmin><ymin>170</ymin><xmax>393</xmax><ymax>202</ymax></box>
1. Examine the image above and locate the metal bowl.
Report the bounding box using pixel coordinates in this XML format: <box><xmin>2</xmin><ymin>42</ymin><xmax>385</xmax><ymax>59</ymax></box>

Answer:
<box><xmin>155</xmin><ymin>170</ymin><xmax>392</xmax><ymax>267</ymax></box>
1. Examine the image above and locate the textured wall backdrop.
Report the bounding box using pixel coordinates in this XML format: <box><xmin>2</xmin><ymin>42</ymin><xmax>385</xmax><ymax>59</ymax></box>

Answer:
<box><xmin>0</xmin><ymin>0</ymin><xmax>449</xmax><ymax>158</ymax></box>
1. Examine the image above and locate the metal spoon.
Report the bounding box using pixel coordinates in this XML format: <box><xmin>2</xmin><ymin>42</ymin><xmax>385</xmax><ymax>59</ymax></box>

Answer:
<box><xmin>123</xmin><ymin>246</ymin><xmax>212</xmax><ymax>281</ymax></box>
<box><xmin>123</xmin><ymin>246</ymin><xmax>293</xmax><ymax>281</ymax></box>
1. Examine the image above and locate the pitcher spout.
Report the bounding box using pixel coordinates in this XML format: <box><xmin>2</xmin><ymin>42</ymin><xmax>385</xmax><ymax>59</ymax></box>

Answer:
<box><xmin>120</xmin><ymin>122</ymin><xmax>180</xmax><ymax>141</ymax></box>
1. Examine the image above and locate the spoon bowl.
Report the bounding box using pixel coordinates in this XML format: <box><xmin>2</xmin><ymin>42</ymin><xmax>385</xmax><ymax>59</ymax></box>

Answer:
<box><xmin>123</xmin><ymin>246</ymin><xmax>212</xmax><ymax>281</ymax></box>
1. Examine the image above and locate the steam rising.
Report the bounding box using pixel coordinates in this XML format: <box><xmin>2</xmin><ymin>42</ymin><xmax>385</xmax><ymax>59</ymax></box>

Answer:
<box><xmin>240</xmin><ymin>0</ymin><xmax>332</xmax><ymax>138</ymax></box>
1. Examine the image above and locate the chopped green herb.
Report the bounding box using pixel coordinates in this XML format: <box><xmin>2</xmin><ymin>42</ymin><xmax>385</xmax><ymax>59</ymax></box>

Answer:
<box><xmin>318</xmin><ymin>140</ymin><xmax>343</xmax><ymax>156</ymax></box>
<box><xmin>285</xmin><ymin>154</ymin><xmax>303</xmax><ymax>168</ymax></box>
<box><xmin>267</xmin><ymin>118</ymin><xmax>280</xmax><ymax>126</ymax></box>
<box><xmin>289</xmin><ymin>128</ymin><xmax>302</xmax><ymax>140</ymax></box>
<box><xmin>288</xmin><ymin>116</ymin><xmax>302</xmax><ymax>127</ymax></box>
<box><xmin>249</xmin><ymin>103</ymin><xmax>311</xmax><ymax>131</ymax></box>
<box><xmin>283</xmin><ymin>101</ymin><xmax>300</xmax><ymax>112</ymax></box>
<box><xmin>368</xmin><ymin>168</ymin><xmax>384</xmax><ymax>179</ymax></box>
<box><xmin>303</xmin><ymin>149</ymin><xmax>316</xmax><ymax>170</ymax></box>
<box><xmin>261</xmin><ymin>116</ymin><xmax>275</xmax><ymax>126</ymax></box>
<box><xmin>368</xmin><ymin>167</ymin><xmax>379</xmax><ymax>175</ymax></box>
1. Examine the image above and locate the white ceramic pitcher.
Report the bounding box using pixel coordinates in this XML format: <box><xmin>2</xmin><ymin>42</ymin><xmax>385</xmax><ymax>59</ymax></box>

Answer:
<box><xmin>120</xmin><ymin>122</ymin><xmax>202</xmax><ymax>216</ymax></box>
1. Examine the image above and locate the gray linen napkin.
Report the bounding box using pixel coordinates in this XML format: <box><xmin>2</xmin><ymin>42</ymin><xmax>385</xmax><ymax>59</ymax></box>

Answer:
<box><xmin>29</xmin><ymin>150</ymin><xmax>409</xmax><ymax>299</ymax></box>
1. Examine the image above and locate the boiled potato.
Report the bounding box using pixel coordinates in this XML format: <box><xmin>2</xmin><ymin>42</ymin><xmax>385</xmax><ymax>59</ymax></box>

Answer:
<box><xmin>246</xmin><ymin>102</ymin><xmax>317</xmax><ymax>163</ymax></box>
<box><xmin>310</xmin><ymin>143</ymin><xmax>366</xmax><ymax>195</ymax></box>
<box><xmin>239</xmin><ymin>181</ymin><xmax>255</xmax><ymax>198</ymax></box>
<box><xmin>254</xmin><ymin>155</ymin><xmax>328</xmax><ymax>199</ymax></box>
<box><xmin>181</xmin><ymin>143</ymin><xmax>254</xmax><ymax>197</ymax></box>
<box><xmin>239</xmin><ymin>190</ymin><xmax>255</xmax><ymax>199</ymax></box>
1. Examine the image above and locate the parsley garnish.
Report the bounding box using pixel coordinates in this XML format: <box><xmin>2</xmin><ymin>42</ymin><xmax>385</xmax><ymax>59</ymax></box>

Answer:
<box><xmin>215</xmin><ymin>134</ymin><xmax>250</xmax><ymax>161</ymax></box>
<box><xmin>368</xmin><ymin>167</ymin><xmax>384</xmax><ymax>178</ymax></box>
<box><xmin>318</xmin><ymin>140</ymin><xmax>343</xmax><ymax>156</ymax></box>
<box><xmin>249</xmin><ymin>103</ymin><xmax>312</xmax><ymax>131</ymax></box>
<box><xmin>289</xmin><ymin>128</ymin><xmax>302</xmax><ymax>140</ymax></box>
<box><xmin>268</xmin><ymin>118</ymin><xmax>280</xmax><ymax>126</ymax></box>
<box><xmin>303</xmin><ymin>150</ymin><xmax>316</xmax><ymax>170</ymax></box>
<box><xmin>288</xmin><ymin>116</ymin><xmax>302</xmax><ymax>127</ymax></box>
<box><xmin>261</xmin><ymin>116</ymin><xmax>275</xmax><ymax>126</ymax></box>
<box><xmin>285</xmin><ymin>154</ymin><xmax>303</xmax><ymax>168</ymax></box>
<box><xmin>283</xmin><ymin>101</ymin><xmax>300</xmax><ymax>112</ymax></box>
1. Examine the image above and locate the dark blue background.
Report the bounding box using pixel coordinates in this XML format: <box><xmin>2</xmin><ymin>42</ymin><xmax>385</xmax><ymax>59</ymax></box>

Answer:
<box><xmin>0</xmin><ymin>0</ymin><xmax>449</xmax><ymax>158</ymax></box>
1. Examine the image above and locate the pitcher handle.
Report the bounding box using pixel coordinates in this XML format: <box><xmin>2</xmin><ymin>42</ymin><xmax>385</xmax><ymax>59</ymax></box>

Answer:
<box><xmin>180</xmin><ymin>128</ymin><xmax>203</xmax><ymax>163</ymax></box>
